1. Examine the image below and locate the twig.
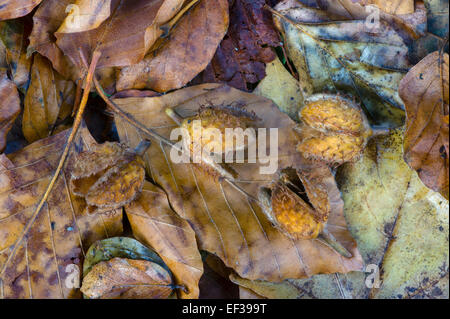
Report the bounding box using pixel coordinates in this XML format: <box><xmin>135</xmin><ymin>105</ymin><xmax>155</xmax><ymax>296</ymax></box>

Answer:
<box><xmin>0</xmin><ymin>51</ymin><xmax>101</xmax><ymax>281</ymax></box>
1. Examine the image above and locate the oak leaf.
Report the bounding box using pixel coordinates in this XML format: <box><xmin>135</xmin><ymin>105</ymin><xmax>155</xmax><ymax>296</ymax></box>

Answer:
<box><xmin>399</xmin><ymin>51</ymin><xmax>449</xmax><ymax>199</ymax></box>
<box><xmin>113</xmin><ymin>84</ymin><xmax>363</xmax><ymax>282</ymax></box>
<box><xmin>0</xmin><ymin>127</ymin><xmax>123</xmax><ymax>298</ymax></box>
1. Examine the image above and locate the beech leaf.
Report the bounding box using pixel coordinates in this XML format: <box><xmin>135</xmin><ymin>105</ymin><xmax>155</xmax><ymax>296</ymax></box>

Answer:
<box><xmin>399</xmin><ymin>51</ymin><xmax>449</xmax><ymax>199</ymax></box>
<box><xmin>0</xmin><ymin>127</ymin><xmax>123</xmax><ymax>298</ymax></box>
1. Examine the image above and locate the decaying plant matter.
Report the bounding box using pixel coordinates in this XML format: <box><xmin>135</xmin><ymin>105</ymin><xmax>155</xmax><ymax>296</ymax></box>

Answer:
<box><xmin>0</xmin><ymin>0</ymin><xmax>448</xmax><ymax>300</ymax></box>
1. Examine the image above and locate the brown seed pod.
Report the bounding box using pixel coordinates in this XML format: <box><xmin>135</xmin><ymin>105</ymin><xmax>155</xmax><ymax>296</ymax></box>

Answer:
<box><xmin>296</xmin><ymin>94</ymin><xmax>373</xmax><ymax>165</ymax></box>
<box><xmin>70</xmin><ymin>142</ymin><xmax>146</xmax><ymax>214</ymax></box>
<box><xmin>180</xmin><ymin>105</ymin><xmax>257</xmax><ymax>155</ymax></box>
<box><xmin>258</xmin><ymin>182</ymin><xmax>323</xmax><ymax>240</ymax></box>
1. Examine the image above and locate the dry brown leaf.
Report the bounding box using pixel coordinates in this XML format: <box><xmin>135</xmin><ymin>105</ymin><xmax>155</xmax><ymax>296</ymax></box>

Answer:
<box><xmin>0</xmin><ymin>127</ymin><xmax>123</xmax><ymax>298</ymax></box>
<box><xmin>23</xmin><ymin>54</ymin><xmax>75</xmax><ymax>143</ymax></box>
<box><xmin>81</xmin><ymin>257</ymin><xmax>173</xmax><ymax>299</ymax></box>
<box><xmin>399</xmin><ymin>51</ymin><xmax>449</xmax><ymax>199</ymax></box>
<box><xmin>55</xmin><ymin>0</ymin><xmax>184</xmax><ymax>71</ymax></box>
<box><xmin>0</xmin><ymin>70</ymin><xmax>20</xmax><ymax>152</ymax></box>
<box><xmin>0</xmin><ymin>1</ymin><xmax>42</xmax><ymax>21</ymax></box>
<box><xmin>116</xmin><ymin>0</ymin><xmax>229</xmax><ymax>93</ymax></box>
<box><xmin>114</xmin><ymin>84</ymin><xmax>363</xmax><ymax>282</ymax></box>
<box><xmin>125</xmin><ymin>181</ymin><xmax>203</xmax><ymax>299</ymax></box>
<box><xmin>27</xmin><ymin>0</ymin><xmax>78</xmax><ymax>79</ymax></box>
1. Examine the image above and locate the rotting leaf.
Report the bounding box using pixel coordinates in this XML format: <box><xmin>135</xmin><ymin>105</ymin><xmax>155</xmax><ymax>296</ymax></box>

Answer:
<box><xmin>399</xmin><ymin>51</ymin><xmax>449</xmax><ymax>199</ymax></box>
<box><xmin>113</xmin><ymin>83</ymin><xmax>363</xmax><ymax>283</ymax></box>
<box><xmin>0</xmin><ymin>70</ymin><xmax>20</xmax><ymax>152</ymax></box>
<box><xmin>23</xmin><ymin>54</ymin><xmax>75</xmax><ymax>143</ymax></box>
<box><xmin>116</xmin><ymin>0</ymin><xmax>229</xmax><ymax>93</ymax></box>
<box><xmin>191</xmin><ymin>0</ymin><xmax>280</xmax><ymax>91</ymax></box>
<box><xmin>81</xmin><ymin>257</ymin><xmax>174</xmax><ymax>299</ymax></box>
<box><xmin>271</xmin><ymin>0</ymin><xmax>411</xmax><ymax>127</ymax></box>
<box><xmin>0</xmin><ymin>126</ymin><xmax>123</xmax><ymax>299</ymax></box>
<box><xmin>0</xmin><ymin>0</ymin><xmax>43</xmax><ymax>21</ymax></box>
<box><xmin>125</xmin><ymin>182</ymin><xmax>204</xmax><ymax>299</ymax></box>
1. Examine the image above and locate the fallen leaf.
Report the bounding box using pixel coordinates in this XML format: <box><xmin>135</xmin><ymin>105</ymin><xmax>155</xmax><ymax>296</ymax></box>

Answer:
<box><xmin>0</xmin><ymin>0</ymin><xmax>42</xmax><ymax>21</ymax></box>
<box><xmin>0</xmin><ymin>19</ymin><xmax>32</xmax><ymax>90</ymax></box>
<box><xmin>125</xmin><ymin>181</ymin><xmax>204</xmax><ymax>299</ymax></box>
<box><xmin>113</xmin><ymin>84</ymin><xmax>363</xmax><ymax>282</ymax></box>
<box><xmin>23</xmin><ymin>54</ymin><xmax>75</xmax><ymax>143</ymax></box>
<box><xmin>253</xmin><ymin>55</ymin><xmax>303</xmax><ymax>121</ymax></box>
<box><xmin>272</xmin><ymin>0</ymin><xmax>410</xmax><ymax>127</ymax></box>
<box><xmin>116</xmin><ymin>0</ymin><xmax>229</xmax><ymax>93</ymax></box>
<box><xmin>0</xmin><ymin>70</ymin><xmax>20</xmax><ymax>152</ymax></box>
<box><xmin>55</xmin><ymin>0</ymin><xmax>185</xmax><ymax>71</ymax></box>
<box><xmin>81</xmin><ymin>237</ymin><xmax>175</xmax><ymax>299</ymax></box>
<box><xmin>0</xmin><ymin>127</ymin><xmax>123</xmax><ymax>298</ymax></box>
<box><xmin>399</xmin><ymin>51</ymin><xmax>449</xmax><ymax>199</ymax></box>
<box><xmin>82</xmin><ymin>237</ymin><xmax>168</xmax><ymax>276</ymax></box>
<box><xmin>233</xmin><ymin>129</ymin><xmax>449</xmax><ymax>299</ymax></box>
<box><xmin>27</xmin><ymin>0</ymin><xmax>78</xmax><ymax>79</ymax></box>
<box><xmin>81</xmin><ymin>257</ymin><xmax>173</xmax><ymax>299</ymax></box>
<box><xmin>191</xmin><ymin>0</ymin><xmax>280</xmax><ymax>91</ymax></box>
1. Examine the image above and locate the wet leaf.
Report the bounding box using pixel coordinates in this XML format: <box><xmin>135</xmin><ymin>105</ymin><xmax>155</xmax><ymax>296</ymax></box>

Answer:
<box><xmin>116</xmin><ymin>0</ymin><xmax>229</xmax><ymax>93</ymax></box>
<box><xmin>0</xmin><ymin>70</ymin><xmax>20</xmax><ymax>152</ymax></box>
<box><xmin>113</xmin><ymin>84</ymin><xmax>363</xmax><ymax>283</ymax></box>
<box><xmin>0</xmin><ymin>127</ymin><xmax>123</xmax><ymax>298</ymax></box>
<box><xmin>23</xmin><ymin>54</ymin><xmax>75</xmax><ymax>143</ymax></box>
<box><xmin>253</xmin><ymin>55</ymin><xmax>304</xmax><ymax>121</ymax></box>
<box><xmin>81</xmin><ymin>257</ymin><xmax>173</xmax><ymax>299</ymax></box>
<box><xmin>125</xmin><ymin>181</ymin><xmax>203</xmax><ymax>299</ymax></box>
<box><xmin>399</xmin><ymin>51</ymin><xmax>449</xmax><ymax>199</ymax></box>
<box><xmin>272</xmin><ymin>0</ymin><xmax>411</xmax><ymax>127</ymax></box>
<box><xmin>0</xmin><ymin>0</ymin><xmax>42</xmax><ymax>21</ymax></box>
<box><xmin>192</xmin><ymin>0</ymin><xmax>280</xmax><ymax>91</ymax></box>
